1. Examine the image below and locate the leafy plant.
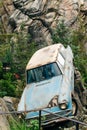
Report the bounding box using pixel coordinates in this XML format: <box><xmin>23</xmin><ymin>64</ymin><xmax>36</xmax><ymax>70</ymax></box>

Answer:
<box><xmin>70</xmin><ymin>14</ymin><xmax>87</xmax><ymax>86</ymax></box>
<box><xmin>12</xmin><ymin>32</ymin><xmax>37</xmax><ymax>75</ymax></box>
<box><xmin>52</xmin><ymin>20</ymin><xmax>71</xmax><ymax>46</ymax></box>
<box><xmin>0</xmin><ymin>72</ymin><xmax>16</xmax><ymax>97</ymax></box>
<box><xmin>0</xmin><ymin>25</ymin><xmax>38</xmax><ymax>97</ymax></box>
<box><xmin>9</xmin><ymin>119</ymin><xmax>39</xmax><ymax>130</ymax></box>
<box><xmin>28</xmin><ymin>120</ymin><xmax>39</xmax><ymax>130</ymax></box>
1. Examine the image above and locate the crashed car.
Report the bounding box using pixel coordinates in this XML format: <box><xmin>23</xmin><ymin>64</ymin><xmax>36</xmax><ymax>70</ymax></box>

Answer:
<box><xmin>18</xmin><ymin>43</ymin><xmax>77</xmax><ymax>126</ymax></box>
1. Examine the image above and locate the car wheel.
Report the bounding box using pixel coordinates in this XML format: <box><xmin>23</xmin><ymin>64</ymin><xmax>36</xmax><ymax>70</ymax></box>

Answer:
<box><xmin>72</xmin><ymin>99</ymin><xmax>78</xmax><ymax>116</ymax></box>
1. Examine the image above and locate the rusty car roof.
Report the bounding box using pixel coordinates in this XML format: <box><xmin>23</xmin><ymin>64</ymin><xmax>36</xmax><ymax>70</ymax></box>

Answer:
<box><xmin>26</xmin><ymin>43</ymin><xmax>64</xmax><ymax>70</ymax></box>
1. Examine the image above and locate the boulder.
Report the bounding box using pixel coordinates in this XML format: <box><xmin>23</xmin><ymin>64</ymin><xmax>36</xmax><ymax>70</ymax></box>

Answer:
<box><xmin>1</xmin><ymin>0</ymin><xmax>87</xmax><ymax>46</ymax></box>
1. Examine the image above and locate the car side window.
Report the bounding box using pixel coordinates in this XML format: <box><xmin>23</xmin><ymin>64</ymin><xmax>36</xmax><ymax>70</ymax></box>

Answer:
<box><xmin>58</xmin><ymin>53</ymin><xmax>65</xmax><ymax>67</ymax></box>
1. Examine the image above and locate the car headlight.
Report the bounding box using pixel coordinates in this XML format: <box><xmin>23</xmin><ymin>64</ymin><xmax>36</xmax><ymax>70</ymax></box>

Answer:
<box><xmin>59</xmin><ymin>103</ymin><xmax>67</xmax><ymax>110</ymax></box>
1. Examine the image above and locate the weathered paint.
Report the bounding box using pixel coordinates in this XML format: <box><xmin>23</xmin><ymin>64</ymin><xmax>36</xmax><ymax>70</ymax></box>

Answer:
<box><xmin>18</xmin><ymin>76</ymin><xmax>62</xmax><ymax>111</ymax></box>
<box><xmin>58</xmin><ymin>46</ymin><xmax>74</xmax><ymax>104</ymax></box>
<box><xmin>26</xmin><ymin>44</ymin><xmax>64</xmax><ymax>70</ymax></box>
<box><xmin>18</xmin><ymin>43</ymin><xmax>74</xmax><ymax>124</ymax></box>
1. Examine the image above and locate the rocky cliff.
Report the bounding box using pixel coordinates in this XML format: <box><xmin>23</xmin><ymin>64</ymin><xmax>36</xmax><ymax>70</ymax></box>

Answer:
<box><xmin>0</xmin><ymin>0</ymin><xmax>87</xmax><ymax>48</ymax></box>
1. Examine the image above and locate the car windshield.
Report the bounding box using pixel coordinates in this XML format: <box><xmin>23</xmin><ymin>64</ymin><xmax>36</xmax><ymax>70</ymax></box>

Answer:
<box><xmin>27</xmin><ymin>62</ymin><xmax>62</xmax><ymax>84</ymax></box>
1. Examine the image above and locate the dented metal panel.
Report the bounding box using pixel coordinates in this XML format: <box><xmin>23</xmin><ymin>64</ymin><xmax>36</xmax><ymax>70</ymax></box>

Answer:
<box><xmin>58</xmin><ymin>46</ymin><xmax>74</xmax><ymax>104</ymax></box>
<box><xmin>26</xmin><ymin>44</ymin><xmax>64</xmax><ymax>70</ymax></box>
<box><xmin>18</xmin><ymin>76</ymin><xmax>62</xmax><ymax>111</ymax></box>
<box><xmin>18</xmin><ymin>43</ymin><xmax>74</xmax><ymax>123</ymax></box>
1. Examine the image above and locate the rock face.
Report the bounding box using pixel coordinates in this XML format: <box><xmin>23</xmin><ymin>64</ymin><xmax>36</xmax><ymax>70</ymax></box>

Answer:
<box><xmin>0</xmin><ymin>0</ymin><xmax>15</xmax><ymax>32</ymax></box>
<box><xmin>0</xmin><ymin>0</ymin><xmax>87</xmax><ymax>46</ymax></box>
<box><xmin>0</xmin><ymin>97</ymin><xmax>19</xmax><ymax>130</ymax></box>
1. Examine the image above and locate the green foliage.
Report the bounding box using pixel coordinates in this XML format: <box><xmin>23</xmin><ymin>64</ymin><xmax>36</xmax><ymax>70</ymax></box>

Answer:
<box><xmin>0</xmin><ymin>28</ymin><xmax>38</xmax><ymax>97</ymax></box>
<box><xmin>9</xmin><ymin>119</ymin><xmax>39</xmax><ymax>130</ymax></box>
<box><xmin>0</xmin><ymin>43</ymin><xmax>17</xmax><ymax>97</ymax></box>
<box><xmin>0</xmin><ymin>44</ymin><xmax>10</xmax><ymax>60</ymax></box>
<box><xmin>70</xmin><ymin>14</ymin><xmax>87</xmax><ymax>85</ymax></box>
<box><xmin>0</xmin><ymin>72</ymin><xmax>16</xmax><ymax>97</ymax></box>
<box><xmin>52</xmin><ymin>21</ymin><xmax>71</xmax><ymax>46</ymax></box>
<box><xmin>28</xmin><ymin>120</ymin><xmax>39</xmax><ymax>130</ymax></box>
<box><xmin>9</xmin><ymin>119</ymin><xmax>27</xmax><ymax>130</ymax></box>
<box><xmin>0</xmin><ymin>61</ymin><xmax>3</xmax><ymax>76</ymax></box>
<box><xmin>3</xmin><ymin>49</ymin><xmax>13</xmax><ymax>64</ymax></box>
<box><xmin>12</xmin><ymin>32</ymin><xmax>37</xmax><ymax>75</ymax></box>
<box><xmin>70</xmin><ymin>28</ymin><xmax>87</xmax><ymax>85</ymax></box>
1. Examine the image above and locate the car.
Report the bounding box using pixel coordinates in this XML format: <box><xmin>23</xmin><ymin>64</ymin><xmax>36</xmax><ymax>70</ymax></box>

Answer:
<box><xmin>18</xmin><ymin>43</ymin><xmax>77</xmax><ymax>126</ymax></box>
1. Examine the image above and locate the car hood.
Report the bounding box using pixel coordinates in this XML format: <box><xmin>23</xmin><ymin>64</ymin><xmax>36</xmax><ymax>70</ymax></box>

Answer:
<box><xmin>18</xmin><ymin>76</ymin><xmax>62</xmax><ymax>111</ymax></box>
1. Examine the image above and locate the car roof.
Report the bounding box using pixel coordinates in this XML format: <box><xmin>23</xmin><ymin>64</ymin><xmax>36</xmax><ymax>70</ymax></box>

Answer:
<box><xmin>26</xmin><ymin>43</ymin><xmax>64</xmax><ymax>70</ymax></box>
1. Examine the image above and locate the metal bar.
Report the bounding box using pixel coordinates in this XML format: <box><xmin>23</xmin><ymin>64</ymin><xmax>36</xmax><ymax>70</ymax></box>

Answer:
<box><xmin>39</xmin><ymin>110</ymin><xmax>41</xmax><ymax>130</ymax></box>
<box><xmin>76</xmin><ymin>123</ymin><xmax>79</xmax><ymax>130</ymax></box>
<box><xmin>0</xmin><ymin>109</ymin><xmax>87</xmax><ymax>127</ymax></box>
<box><xmin>42</xmin><ymin>109</ymin><xmax>87</xmax><ymax>126</ymax></box>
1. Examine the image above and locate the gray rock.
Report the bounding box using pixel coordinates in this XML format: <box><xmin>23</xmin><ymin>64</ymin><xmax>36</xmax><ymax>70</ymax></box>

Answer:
<box><xmin>1</xmin><ymin>0</ymin><xmax>87</xmax><ymax>46</ymax></box>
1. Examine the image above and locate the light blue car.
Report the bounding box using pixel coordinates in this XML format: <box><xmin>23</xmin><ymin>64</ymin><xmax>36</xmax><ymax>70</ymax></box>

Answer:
<box><xmin>18</xmin><ymin>44</ymin><xmax>77</xmax><ymax>126</ymax></box>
